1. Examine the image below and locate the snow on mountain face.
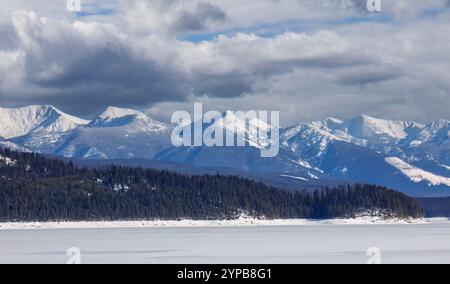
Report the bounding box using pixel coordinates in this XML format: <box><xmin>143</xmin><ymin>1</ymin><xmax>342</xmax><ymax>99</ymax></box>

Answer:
<box><xmin>281</xmin><ymin>118</ymin><xmax>356</xmax><ymax>168</ymax></box>
<box><xmin>156</xmin><ymin>111</ymin><xmax>324</xmax><ymax>182</ymax></box>
<box><xmin>3</xmin><ymin>106</ymin><xmax>171</xmax><ymax>159</ymax></box>
<box><xmin>282</xmin><ymin>118</ymin><xmax>345</xmax><ymax>142</ymax></box>
<box><xmin>0</xmin><ymin>105</ymin><xmax>448</xmax><ymax>196</ymax></box>
<box><xmin>0</xmin><ymin>105</ymin><xmax>89</xmax><ymax>139</ymax></box>
<box><xmin>281</xmin><ymin>115</ymin><xmax>429</xmax><ymax>163</ymax></box>
<box><xmin>0</xmin><ymin>138</ymin><xmax>31</xmax><ymax>152</ymax></box>
<box><xmin>211</xmin><ymin>111</ymin><xmax>274</xmax><ymax>149</ymax></box>
<box><xmin>282</xmin><ymin>115</ymin><xmax>424</xmax><ymax>151</ymax></box>
<box><xmin>89</xmin><ymin>106</ymin><xmax>168</xmax><ymax>133</ymax></box>
<box><xmin>278</xmin><ymin>115</ymin><xmax>449</xmax><ymax>195</ymax></box>
<box><xmin>401</xmin><ymin>119</ymin><xmax>450</xmax><ymax>165</ymax></box>
<box><xmin>405</xmin><ymin>119</ymin><xmax>449</xmax><ymax>147</ymax></box>
<box><xmin>386</xmin><ymin>157</ymin><xmax>450</xmax><ymax>187</ymax></box>
<box><xmin>55</xmin><ymin>107</ymin><xmax>172</xmax><ymax>160</ymax></box>
<box><xmin>94</xmin><ymin>106</ymin><xmax>141</xmax><ymax>123</ymax></box>
<box><xmin>338</xmin><ymin>115</ymin><xmax>423</xmax><ymax>143</ymax></box>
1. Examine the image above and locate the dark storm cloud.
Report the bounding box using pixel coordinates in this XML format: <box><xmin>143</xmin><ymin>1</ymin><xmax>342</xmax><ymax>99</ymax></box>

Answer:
<box><xmin>0</xmin><ymin>1</ymin><xmax>449</xmax><ymax>123</ymax></box>
<box><xmin>20</xmin><ymin>46</ymin><xmax>190</xmax><ymax>114</ymax></box>
<box><xmin>193</xmin><ymin>72</ymin><xmax>253</xmax><ymax>98</ymax></box>
<box><xmin>336</xmin><ymin>65</ymin><xmax>403</xmax><ymax>86</ymax></box>
<box><xmin>33</xmin><ymin>47</ymin><xmax>170</xmax><ymax>90</ymax></box>
<box><xmin>172</xmin><ymin>2</ymin><xmax>227</xmax><ymax>34</ymax></box>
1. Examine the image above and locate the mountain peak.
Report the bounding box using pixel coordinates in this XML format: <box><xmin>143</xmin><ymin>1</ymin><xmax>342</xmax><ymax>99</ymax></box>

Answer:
<box><xmin>341</xmin><ymin>115</ymin><xmax>422</xmax><ymax>141</ymax></box>
<box><xmin>0</xmin><ymin>105</ymin><xmax>89</xmax><ymax>139</ymax></box>
<box><xmin>207</xmin><ymin>111</ymin><xmax>275</xmax><ymax>149</ymax></box>
<box><xmin>98</xmin><ymin>106</ymin><xmax>143</xmax><ymax>120</ymax></box>
<box><xmin>219</xmin><ymin>111</ymin><xmax>273</xmax><ymax>130</ymax></box>
<box><xmin>45</xmin><ymin>105</ymin><xmax>90</xmax><ymax>125</ymax></box>
<box><xmin>428</xmin><ymin>119</ymin><xmax>449</xmax><ymax>129</ymax></box>
<box><xmin>325</xmin><ymin>117</ymin><xmax>342</xmax><ymax>123</ymax></box>
<box><xmin>352</xmin><ymin>114</ymin><xmax>380</xmax><ymax>122</ymax></box>
<box><xmin>89</xmin><ymin>106</ymin><xmax>145</xmax><ymax>127</ymax></box>
<box><xmin>406</xmin><ymin>119</ymin><xmax>450</xmax><ymax>147</ymax></box>
<box><xmin>323</xmin><ymin>117</ymin><xmax>343</xmax><ymax>128</ymax></box>
<box><xmin>89</xmin><ymin>106</ymin><xmax>168</xmax><ymax>132</ymax></box>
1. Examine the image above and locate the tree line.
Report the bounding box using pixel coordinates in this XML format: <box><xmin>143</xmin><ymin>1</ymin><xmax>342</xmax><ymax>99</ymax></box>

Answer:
<box><xmin>0</xmin><ymin>148</ymin><xmax>423</xmax><ymax>221</ymax></box>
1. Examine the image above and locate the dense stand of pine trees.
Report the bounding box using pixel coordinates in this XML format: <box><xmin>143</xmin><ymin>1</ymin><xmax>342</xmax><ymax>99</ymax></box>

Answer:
<box><xmin>0</xmin><ymin>148</ymin><xmax>423</xmax><ymax>221</ymax></box>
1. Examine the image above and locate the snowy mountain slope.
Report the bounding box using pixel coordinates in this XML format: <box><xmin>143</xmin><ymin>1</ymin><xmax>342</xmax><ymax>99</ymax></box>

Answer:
<box><xmin>406</xmin><ymin>159</ymin><xmax>450</xmax><ymax>180</ymax></box>
<box><xmin>282</xmin><ymin>115</ymin><xmax>425</xmax><ymax>161</ymax></box>
<box><xmin>72</xmin><ymin>157</ymin><xmax>336</xmax><ymax>192</ymax></box>
<box><xmin>278</xmin><ymin>116</ymin><xmax>449</xmax><ymax>196</ymax></box>
<box><xmin>386</xmin><ymin>157</ymin><xmax>450</xmax><ymax>187</ymax></box>
<box><xmin>156</xmin><ymin>111</ymin><xmax>325</xmax><ymax>181</ymax></box>
<box><xmin>402</xmin><ymin>119</ymin><xmax>450</xmax><ymax>166</ymax></box>
<box><xmin>155</xmin><ymin>144</ymin><xmax>326</xmax><ymax>182</ymax></box>
<box><xmin>317</xmin><ymin>141</ymin><xmax>450</xmax><ymax>197</ymax></box>
<box><xmin>0</xmin><ymin>105</ymin><xmax>89</xmax><ymax>139</ymax></box>
<box><xmin>88</xmin><ymin>107</ymin><xmax>168</xmax><ymax>132</ymax></box>
<box><xmin>0</xmin><ymin>105</ymin><xmax>448</xmax><ymax>197</ymax></box>
<box><xmin>54</xmin><ymin>107</ymin><xmax>172</xmax><ymax>159</ymax></box>
<box><xmin>2</xmin><ymin>105</ymin><xmax>89</xmax><ymax>154</ymax></box>
<box><xmin>282</xmin><ymin>115</ymin><xmax>444</xmax><ymax>155</ymax></box>
<box><xmin>404</xmin><ymin>119</ymin><xmax>449</xmax><ymax>147</ymax></box>
<box><xmin>0</xmin><ymin>138</ymin><xmax>31</xmax><ymax>152</ymax></box>
<box><xmin>212</xmin><ymin>111</ymin><xmax>274</xmax><ymax>149</ymax></box>
<box><xmin>339</xmin><ymin>115</ymin><xmax>423</xmax><ymax>143</ymax></box>
<box><xmin>281</xmin><ymin>118</ymin><xmax>355</xmax><ymax>166</ymax></box>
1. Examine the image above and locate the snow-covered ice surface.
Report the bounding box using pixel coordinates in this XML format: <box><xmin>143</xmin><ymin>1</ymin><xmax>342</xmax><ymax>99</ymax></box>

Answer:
<box><xmin>0</xmin><ymin>219</ymin><xmax>449</xmax><ymax>264</ymax></box>
<box><xmin>0</xmin><ymin>217</ymin><xmax>444</xmax><ymax>230</ymax></box>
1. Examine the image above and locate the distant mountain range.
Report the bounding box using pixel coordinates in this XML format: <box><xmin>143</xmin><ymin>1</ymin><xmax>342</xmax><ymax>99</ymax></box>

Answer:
<box><xmin>0</xmin><ymin>105</ymin><xmax>449</xmax><ymax>197</ymax></box>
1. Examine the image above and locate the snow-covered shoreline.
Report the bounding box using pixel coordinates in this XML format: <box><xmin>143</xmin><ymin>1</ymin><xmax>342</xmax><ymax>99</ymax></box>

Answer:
<box><xmin>0</xmin><ymin>217</ymin><xmax>448</xmax><ymax>230</ymax></box>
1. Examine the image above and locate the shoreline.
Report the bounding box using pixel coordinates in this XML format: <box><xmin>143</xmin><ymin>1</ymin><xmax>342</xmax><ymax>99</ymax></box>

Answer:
<box><xmin>0</xmin><ymin>217</ymin><xmax>449</xmax><ymax>230</ymax></box>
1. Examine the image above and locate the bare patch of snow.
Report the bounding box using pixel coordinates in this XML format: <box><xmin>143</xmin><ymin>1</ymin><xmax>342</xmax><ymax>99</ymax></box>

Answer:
<box><xmin>298</xmin><ymin>160</ymin><xmax>313</xmax><ymax>169</ymax></box>
<box><xmin>386</xmin><ymin>157</ymin><xmax>450</xmax><ymax>187</ymax></box>
<box><xmin>113</xmin><ymin>184</ymin><xmax>130</xmax><ymax>192</ymax></box>
<box><xmin>0</xmin><ymin>155</ymin><xmax>16</xmax><ymax>167</ymax></box>
<box><xmin>286</xmin><ymin>157</ymin><xmax>313</xmax><ymax>169</ymax></box>
<box><xmin>307</xmin><ymin>172</ymin><xmax>319</xmax><ymax>180</ymax></box>
<box><xmin>280</xmin><ymin>174</ymin><xmax>308</xmax><ymax>181</ymax></box>
<box><xmin>83</xmin><ymin>147</ymin><xmax>108</xmax><ymax>159</ymax></box>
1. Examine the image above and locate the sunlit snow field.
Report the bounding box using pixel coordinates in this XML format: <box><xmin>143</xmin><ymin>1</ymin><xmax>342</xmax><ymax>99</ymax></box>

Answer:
<box><xmin>0</xmin><ymin>222</ymin><xmax>450</xmax><ymax>264</ymax></box>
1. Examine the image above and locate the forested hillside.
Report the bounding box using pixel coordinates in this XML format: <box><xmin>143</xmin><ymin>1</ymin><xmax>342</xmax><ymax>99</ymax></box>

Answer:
<box><xmin>0</xmin><ymin>149</ymin><xmax>423</xmax><ymax>221</ymax></box>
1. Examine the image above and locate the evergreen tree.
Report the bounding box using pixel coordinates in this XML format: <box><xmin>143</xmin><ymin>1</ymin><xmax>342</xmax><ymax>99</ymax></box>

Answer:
<box><xmin>0</xmin><ymin>148</ymin><xmax>424</xmax><ymax>221</ymax></box>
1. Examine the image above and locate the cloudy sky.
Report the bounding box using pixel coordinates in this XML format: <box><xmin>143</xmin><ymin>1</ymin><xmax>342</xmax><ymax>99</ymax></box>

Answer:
<box><xmin>0</xmin><ymin>0</ymin><xmax>449</xmax><ymax>125</ymax></box>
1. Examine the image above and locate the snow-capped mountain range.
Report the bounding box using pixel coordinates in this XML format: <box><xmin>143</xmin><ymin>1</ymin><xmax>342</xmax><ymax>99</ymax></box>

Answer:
<box><xmin>0</xmin><ymin>105</ymin><xmax>449</xmax><ymax>197</ymax></box>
